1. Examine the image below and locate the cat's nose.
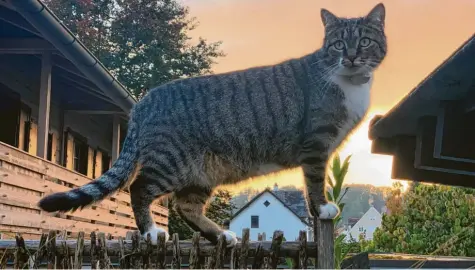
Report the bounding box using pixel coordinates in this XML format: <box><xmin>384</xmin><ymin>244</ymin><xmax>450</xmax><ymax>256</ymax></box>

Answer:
<box><xmin>342</xmin><ymin>56</ymin><xmax>357</xmax><ymax>67</ymax></box>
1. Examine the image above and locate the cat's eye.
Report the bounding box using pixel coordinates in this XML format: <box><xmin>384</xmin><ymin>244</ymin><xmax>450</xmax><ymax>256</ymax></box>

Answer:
<box><xmin>333</xmin><ymin>41</ymin><xmax>345</xmax><ymax>50</ymax></box>
<box><xmin>359</xmin><ymin>37</ymin><xmax>371</xmax><ymax>47</ymax></box>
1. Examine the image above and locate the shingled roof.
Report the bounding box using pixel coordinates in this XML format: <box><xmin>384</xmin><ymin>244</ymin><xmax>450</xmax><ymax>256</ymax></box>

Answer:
<box><xmin>230</xmin><ymin>188</ymin><xmax>310</xmax><ymax>225</ymax></box>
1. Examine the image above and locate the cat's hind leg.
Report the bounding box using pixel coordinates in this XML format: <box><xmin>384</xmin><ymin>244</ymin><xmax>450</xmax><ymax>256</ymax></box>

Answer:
<box><xmin>129</xmin><ymin>167</ymin><xmax>173</xmax><ymax>243</ymax></box>
<box><xmin>174</xmin><ymin>186</ymin><xmax>237</xmax><ymax>247</ymax></box>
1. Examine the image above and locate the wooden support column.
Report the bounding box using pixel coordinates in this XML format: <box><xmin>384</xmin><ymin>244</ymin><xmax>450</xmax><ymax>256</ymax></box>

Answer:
<box><xmin>37</xmin><ymin>52</ymin><xmax>52</xmax><ymax>159</ymax></box>
<box><xmin>315</xmin><ymin>218</ymin><xmax>334</xmax><ymax>269</ymax></box>
<box><xmin>111</xmin><ymin>114</ymin><xmax>121</xmax><ymax>163</ymax></box>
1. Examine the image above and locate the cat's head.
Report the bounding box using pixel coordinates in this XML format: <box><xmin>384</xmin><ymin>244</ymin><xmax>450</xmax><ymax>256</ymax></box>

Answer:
<box><xmin>320</xmin><ymin>3</ymin><xmax>387</xmax><ymax>76</ymax></box>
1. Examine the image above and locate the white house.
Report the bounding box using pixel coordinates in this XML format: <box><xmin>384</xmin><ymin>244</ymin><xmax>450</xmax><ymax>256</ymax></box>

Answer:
<box><xmin>229</xmin><ymin>186</ymin><xmax>312</xmax><ymax>241</ymax></box>
<box><xmin>343</xmin><ymin>206</ymin><xmax>382</xmax><ymax>242</ymax></box>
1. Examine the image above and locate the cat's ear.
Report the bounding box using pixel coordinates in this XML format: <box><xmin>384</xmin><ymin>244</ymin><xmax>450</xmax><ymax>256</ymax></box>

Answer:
<box><xmin>320</xmin><ymin>8</ymin><xmax>339</xmax><ymax>27</ymax></box>
<box><xmin>366</xmin><ymin>3</ymin><xmax>385</xmax><ymax>26</ymax></box>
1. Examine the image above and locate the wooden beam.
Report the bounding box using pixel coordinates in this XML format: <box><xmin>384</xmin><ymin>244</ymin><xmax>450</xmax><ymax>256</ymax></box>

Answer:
<box><xmin>66</xmin><ymin>110</ymin><xmax>126</xmax><ymax>115</ymax></box>
<box><xmin>0</xmin><ymin>0</ymin><xmax>15</xmax><ymax>10</ymax></box>
<box><xmin>37</xmin><ymin>52</ymin><xmax>52</xmax><ymax>159</ymax></box>
<box><xmin>0</xmin><ymin>38</ymin><xmax>57</xmax><ymax>54</ymax></box>
<box><xmin>112</xmin><ymin>114</ymin><xmax>121</xmax><ymax>163</ymax></box>
<box><xmin>0</xmin><ymin>6</ymin><xmax>40</xmax><ymax>36</ymax></box>
<box><xmin>56</xmin><ymin>79</ymin><xmax>115</xmax><ymax>105</ymax></box>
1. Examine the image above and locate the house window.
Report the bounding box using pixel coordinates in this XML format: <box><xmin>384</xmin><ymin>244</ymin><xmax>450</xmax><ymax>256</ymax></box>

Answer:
<box><xmin>73</xmin><ymin>138</ymin><xmax>88</xmax><ymax>175</ymax></box>
<box><xmin>251</xmin><ymin>216</ymin><xmax>259</xmax><ymax>228</ymax></box>
<box><xmin>263</xmin><ymin>200</ymin><xmax>270</xmax><ymax>207</ymax></box>
<box><xmin>359</xmin><ymin>227</ymin><xmax>364</xmax><ymax>232</ymax></box>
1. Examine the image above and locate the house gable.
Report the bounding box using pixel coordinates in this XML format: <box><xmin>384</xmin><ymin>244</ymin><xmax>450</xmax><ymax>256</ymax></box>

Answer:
<box><xmin>230</xmin><ymin>190</ymin><xmax>308</xmax><ymax>241</ymax></box>
<box><xmin>346</xmin><ymin>207</ymin><xmax>382</xmax><ymax>241</ymax></box>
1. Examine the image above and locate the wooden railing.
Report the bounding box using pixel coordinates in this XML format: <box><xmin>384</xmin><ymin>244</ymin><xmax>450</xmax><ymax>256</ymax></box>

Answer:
<box><xmin>0</xmin><ymin>228</ymin><xmax>334</xmax><ymax>269</ymax></box>
<box><xmin>0</xmin><ymin>142</ymin><xmax>168</xmax><ymax>239</ymax></box>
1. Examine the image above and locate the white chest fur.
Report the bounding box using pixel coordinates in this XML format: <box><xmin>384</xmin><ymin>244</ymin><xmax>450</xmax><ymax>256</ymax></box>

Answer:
<box><xmin>328</xmin><ymin>74</ymin><xmax>373</xmax><ymax>152</ymax></box>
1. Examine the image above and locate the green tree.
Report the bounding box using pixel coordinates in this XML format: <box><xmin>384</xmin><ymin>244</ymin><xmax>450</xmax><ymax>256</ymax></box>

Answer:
<box><xmin>167</xmin><ymin>189</ymin><xmax>236</xmax><ymax>240</ymax></box>
<box><xmin>167</xmin><ymin>197</ymin><xmax>194</xmax><ymax>240</ymax></box>
<box><xmin>373</xmin><ymin>184</ymin><xmax>475</xmax><ymax>256</ymax></box>
<box><xmin>205</xmin><ymin>189</ymin><xmax>236</xmax><ymax>226</ymax></box>
<box><xmin>44</xmin><ymin>0</ymin><xmax>223</xmax><ymax>97</ymax></box>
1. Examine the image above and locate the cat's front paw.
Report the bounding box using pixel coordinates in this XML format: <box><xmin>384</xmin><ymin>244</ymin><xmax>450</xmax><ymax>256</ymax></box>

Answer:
<box><xmin>221</xmin><ymin>230</ymin><xmax>238</xmax><ymax>247</ymax></box>
<box><xmin>143</xmin><ymin>225</ymin><xmax>169</xmax><ymax>244</ymax></box>
<box><xmin>318</xmin><ymin>202</ymin><xmax>340</xmax><ymax>219</ymax></box>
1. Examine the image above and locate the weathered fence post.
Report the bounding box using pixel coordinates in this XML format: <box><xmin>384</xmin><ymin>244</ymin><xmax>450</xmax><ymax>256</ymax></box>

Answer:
<box><xmin>171</xmin><ymin>233</ymin><xmax>181</xmax><ymax>269</ymax></box>
<box><xmin>90</xmin><ymin>232</ymin><xmax>97</xmax><ymax>269</ymax></box>
<box><xmin>130</xmin><ymin>231</ymin><xmax>142</xmax><ymax>268</ymax></box>
<box><xmin>143</xmin><ymin>233</ymin><xmax>153</xmax><ymax>269</ymax></box>
<box><xmin>189</xmin><ymin>232</ymin><xmax>201</xmax><ymax>269</ymax></box>
<box><xmin>315</xmin><ymin>218</ymin><xmax>334</xmax><ymax>269</ymax></box>
<box><xmin>14</xmin><ymin>234</ymin><xmax>28</xmax><ymax>269</ymax></box>
<box><xmin>298</xmin><ymin>230</ymin><xmax>308</xmax><ymax>269</ymax></box>
<box><xmin>239</xmin><ymin>228</ymin><xmax>250</xmax><ymax>269</ymax></box>
<box><xmin>156</xmin><ymin>232</ymin><xmax>167</xmax><ymax>269</ymax></box>
<box><xmin>98</xmin><ymin>232</ymin><xmax>110</xmax><ymax>269</ymax></box>
<box><xmin>73</xmin><ymin>232</ymin><xmax>84</xmax><ymax>269</ymax></box>
<box><xmin>47</xmin><ymin>230</ymin><xmax>57</xmax><ymax>269</ymax></box>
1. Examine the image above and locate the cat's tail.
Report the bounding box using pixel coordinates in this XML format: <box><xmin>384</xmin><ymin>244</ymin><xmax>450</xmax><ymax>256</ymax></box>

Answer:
<box><xmin>38</xmin><ymin>116</ymin><xmax>139</xmax><ymax>213</ymax></box>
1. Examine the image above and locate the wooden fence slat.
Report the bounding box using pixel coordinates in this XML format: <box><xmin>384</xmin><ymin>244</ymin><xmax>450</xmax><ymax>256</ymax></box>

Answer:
<box><xmin>230</xmin><ymin>245</ymin><xmax>239</xmax><ymax>269</ymax></box>
<box><xmin>316</xmin><ymin>218</ymin><xmax>334</xmax><ymax>269</ymax></box>
<box><xmin>46</xmin><ymin>231</ymin><xmax>56</xmax><ymax>269</ymax></box>
<box><xmin>268</xmin><ymin>230</ymin><xmax>283</xmax><ymax>269</ymax></box>
<box><xmin>156</xmin><ymin>232</ymin><xmax>167</xmax><ymax>269</ymax></box>
<box><xmin>98</xmin><ymin>232</ymin><xmax>110</xmax><ymax>269</ymax></box>
<box><xmin>143</xmin><ymin>233</ymin><xmax>153</xmax><ymax>269</ymax></box>
<box><xmin>299</xmin><ymin>230</ymin><xmax>308</xmax><ymax>269</ymax></box>
<box><xmin>189</xmin><ymin>232</ymin><xmax>200</xmax><ymax>269</ymax></box>
<box><xmin>207</xmin><ymin>234</ymin><xmax>226</xmax><ymax>269</ymax></box>
<box><xmin>34</xmin><ymin>233</ymin><xmax>48</xmax><ymax>268</ymax></box>
<box><xmin>60</xmin><ymin>239</ymin><xmax>70</xmax><ymax>269</ymax></box>
<box><xmin>90</xmin><ymin>232</ymin><xmax>97</xmax><ymax>270</ymax></box>
<box><xmin>171</xmin><ymin>233</ymin><xmax>181</xmax><ymax>269</ymax></box>
<box><xmin>239</xmin><ymin>228</ymin><xmax>250</xmax><ymax>269</ymax></box>
<box><xmin>252</xmin><ymin>242</ymin><xmax>264</xmax><ymax>269</ymax></box>
<box><xmin>14</xmin><ymin>234</ymin><xmax>28</xmax><ymax>269</ymax></box>
<box><xmin>73</xmin><ymin>232</ymin><xmax>84</xmax><ymax>269</ymax></box>
<box><xmin>118</xmin><ymin>236</ymin><xmax>129</xmax><ymax>269</ymax></box>
<box><xmin>130</xmin><ymin>231</ymin><xmax>142</xmax><ymax>268</ymax></box>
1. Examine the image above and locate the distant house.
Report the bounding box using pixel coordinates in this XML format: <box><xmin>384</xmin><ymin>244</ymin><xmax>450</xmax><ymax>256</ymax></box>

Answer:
<box><xmin>229</xmin><ymin>184</ymin><xmax>312</xmax><ymax>241</ymax></box>
<box><xmin>0</xmin><ymin>1</ymin><xmax>167</xmax><ymax>239</ymax></box>
<box><xmin>341</xmin><ymin>207</ymin><xmax>382</xmax><ymax>242</ymax></box>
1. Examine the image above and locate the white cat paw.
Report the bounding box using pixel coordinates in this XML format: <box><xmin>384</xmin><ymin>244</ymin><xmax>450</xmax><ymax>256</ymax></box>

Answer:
<box><xmin>221</xmin><ymin>230</ymin><xmax>238</xmax><ymax>247</ymax></box>
<box><xmin>318</xmin><ymin>202</ymin><xmax>340</xmax><ymax>219</ymax></box>
<box><xmin>143</xmin><ymin>225</ymin><xmax>169</xmax><ymax>244</ymax></box>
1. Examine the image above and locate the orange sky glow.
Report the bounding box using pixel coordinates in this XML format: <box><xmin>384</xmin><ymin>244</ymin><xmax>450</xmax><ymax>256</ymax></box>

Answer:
<box><xmin>182</xmin><ymin>0</ymin><xmax>475</xmax><ymax>192</ymax></box>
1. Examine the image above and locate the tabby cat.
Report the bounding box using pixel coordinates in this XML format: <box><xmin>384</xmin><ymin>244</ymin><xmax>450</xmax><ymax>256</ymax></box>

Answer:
<box><xmin>38</xmin><ymin>3</ymin><xmax>387</xmax><ymax>247</ymax></box>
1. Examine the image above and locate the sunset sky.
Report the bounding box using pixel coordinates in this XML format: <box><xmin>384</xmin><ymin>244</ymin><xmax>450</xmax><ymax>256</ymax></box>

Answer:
<box><xmin>182</xmin><ymin>0</ymin><xmax>475</xmax><ymax>191</ymax></box>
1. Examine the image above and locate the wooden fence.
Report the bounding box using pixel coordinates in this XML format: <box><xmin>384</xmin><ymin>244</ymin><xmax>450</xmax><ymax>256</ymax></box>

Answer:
<box><xmin>0</xmin><ymin>222</ymin><xmax>335</xmax><ymax>269</ymax></box>
<box><xmin>0</xmin><ymin>141</ymin><xmax>168</xmax><ymax>239</ymax></box>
